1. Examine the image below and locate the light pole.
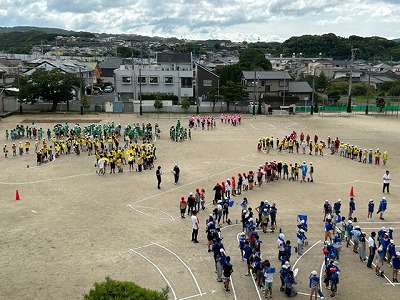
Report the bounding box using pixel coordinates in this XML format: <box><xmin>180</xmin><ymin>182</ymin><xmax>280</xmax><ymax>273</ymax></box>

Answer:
<box><xmin>366</xmin><ymin>69</ymin><xmax>370</xmax><ymax>115</ymax></box>
<box><xmin>139</xmin><ymin>67</ymin><xmax>142</xmax><ymax>116</ymax></box>
<box><xmin>252</xmin><ymin>70</ymin><xmax>256</xmax><ymax>116</ymax></box>
<box><xmin>311</xmin><ymin>67</ymin><xmax>315</xmax><ymax>115</ymax></box>
<box><xmin>347</xmin><ymin>48</ymin><xmax>358</xmax><ymax>113</ymax></box>
<box><xmin>282</xmin><ymin>71</ymin><xmax>286</xmax><ymax>106</ymax></box>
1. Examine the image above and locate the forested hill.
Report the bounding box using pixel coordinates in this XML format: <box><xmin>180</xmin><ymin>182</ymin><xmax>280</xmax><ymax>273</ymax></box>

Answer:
<box><xmin>249</xmin><ymin>33</ymin><xmax>400</xmax><ymax>60</ymax></box>
<box><xmin>0</xmin><ymin>27</ymin><xmax>95</xmax><ymax>53</ymax></box>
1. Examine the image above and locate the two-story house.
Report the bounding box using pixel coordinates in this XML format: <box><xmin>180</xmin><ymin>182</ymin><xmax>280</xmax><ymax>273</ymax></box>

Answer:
<box><xmin>114</xmin><ymin>52</ymin><xmax>194</xmax><ymax>103</ymax></box>
<box><xmin>240</xmin><ymin>70</ymin><xmax>312</xmax><ymax>108</ymax></box>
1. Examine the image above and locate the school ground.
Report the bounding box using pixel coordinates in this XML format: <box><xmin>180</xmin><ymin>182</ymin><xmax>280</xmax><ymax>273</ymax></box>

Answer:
<box><xmin>0</xmin><ymin>112</ymin><xmax>399</xmax><ymax>300</ymax></box>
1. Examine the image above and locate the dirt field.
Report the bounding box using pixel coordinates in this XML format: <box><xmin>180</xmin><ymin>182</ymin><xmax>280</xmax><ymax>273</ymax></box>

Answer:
<box><xmin>0</xmin><ymin>112</ymin><xmax>399</xmax><ymax>300</ymax></box>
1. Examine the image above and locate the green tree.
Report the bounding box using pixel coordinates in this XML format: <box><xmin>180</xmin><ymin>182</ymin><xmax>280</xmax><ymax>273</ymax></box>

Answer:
<box><xmin>83</xmin><ymin>277</ymin><xmax>168</xmax><ymax>300</ymax></box>
<box><xmin>220</xmin><ymin>80</ymin><xmax>240</xmax><ymax>112</ymax></box>
<box><xmin>206</xmin><ymin>87</ymin><xmax>221</xmax><ymax>112</ymax></box>
<box><xmin>215</xmin><ymin>64</ymin><xmax>242</xmax><ymax>86</ymax></box>
<box><xmin>328</xmin><ymin>82</ymin><xmax>348</xmax><ymax>95</ymax></box>
<box><xmin>181</xmin><ymin>96</ymin><xmax>191</xmax><ymax>112</ymax></box>
<box><xmin>154</xmin><ymin>93</ymin><xmax>163</xmax><ymax>118</ymax></box>
<box><xmin>238</xmin><ymin>48</ymin><xmax>272</xmax><ymax>70</ymax></box>
<box><xmin>352</xmin><ymin>83</ymin><xmax>368</xmax><ymax>97</ymax></box>
<box><xmin>237</xmin><ymin>84</ymin><xmax>249</xmax><ymax>112</ymax></box>
<box><xmin>82</xmin><ymin>94</ymin><xmax>91</xmax><ymax>109</ymax></box>
<box><xmin>315</xmin><ymin>72</ymin><xmax>329</xmax><ymax>91</ymax></box>
<box><xmin>17</xmin><ymin>68</ymin><xmax>81</xmax><ymax>112</ymax></box>
<box><xmin>327</xmin><ymin>90</ymin><xmax>341</xmax><ymax>104</ymax></box>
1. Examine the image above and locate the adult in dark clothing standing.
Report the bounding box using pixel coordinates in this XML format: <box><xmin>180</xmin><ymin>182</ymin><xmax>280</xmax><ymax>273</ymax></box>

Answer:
<box><xmin>213</xmin><ymin>182</ymin><xmax>223</xmax><ymax>205</ymax></box>
<box><xmin>172</xmin><ymin>164</ymin><xmax>180</xmax><ymax>184</ymax></box>
<box><xmin>156</xmin><ymin>166</ymin><xmax>163</xmax><ymax>189</ymax></box>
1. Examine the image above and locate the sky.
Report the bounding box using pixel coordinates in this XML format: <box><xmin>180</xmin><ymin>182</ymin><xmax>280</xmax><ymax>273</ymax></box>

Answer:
<box><xmin>0</xmin><ymin>0</ymin><xmax>399</xmax><ymax>42</ymax></box>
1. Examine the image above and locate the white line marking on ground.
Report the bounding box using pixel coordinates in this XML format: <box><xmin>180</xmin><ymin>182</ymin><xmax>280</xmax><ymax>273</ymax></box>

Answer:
<box><xmin>153</xmin><ymin>242</ymin><xmax>205</xmax><ymax>296</ymax></box>
<box><xmin>31</xmin><ymin>210</ymin><xmax>37</xmax><ymax>213</ymax></box>
<box><xmin>230</xmin><ymin>275</ymin><xmax>238</xmax><ymax>300</ymax></box>
<box><xmin>129</xmin><ymin>165</ymin><xmax>243</xmax><ymax>205</ymax></box>
<box><xmin>127</xmin><ymin>204</ymin><xmax>174</xmax><ymax>221</ymax></box>
<box><xmin>0</xmin><ymin>172</ymin><xmax>93</xmax><ymax>185</ymax></box>
<box><xmin>334</xmin><ymin>224</ymin><xmax>395</xmax><ymax>286</ymax></box>
<box><xmin>236</xmin><ymin>232</ymin><xmax>262</xmax><ymax>300</ymax></box>
<box><xmin>292</xmin><ymin>240</ymin><xmax>322</xmax><ymax>270</ymax></box>
<box><xmin>129</xmin><ymin>244</ymin><xmax>154</xmax><ymax>251</ymax></box>
<box><xmin>130</xmin><ymin>249</ymin><xmax>178</xmax><ymax>300</ymax></box>
<box><xmin>179</xmin><ymin>292</ymin><xmax>206</xmax><ymax>300</ymax></box>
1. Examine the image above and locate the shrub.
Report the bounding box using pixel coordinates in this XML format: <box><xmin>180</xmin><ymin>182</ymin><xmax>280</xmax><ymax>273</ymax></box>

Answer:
<box><xmin>83</xmin><ymin>277</ymin><xmax>169</xmax><ymax>300</ymax></box>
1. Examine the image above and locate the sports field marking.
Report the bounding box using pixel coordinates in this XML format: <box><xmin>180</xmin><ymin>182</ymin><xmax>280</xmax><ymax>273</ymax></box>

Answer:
<box><xmin>128</xmin><ymin>165</ymin><xmax>243</xmax><ymax>205</ymax></box>
<box><xmin>129</xmin><ymin>204</ymin><xmax>176</xmax><ymax>221</ymax></box>
<box><xmin>127</xmin><ymin>204</ymin><xmax>175</xmax><ymax>220</ymax></box>
<box><xmin>292</xmin><ymin>240</ymin><xmax>322</xmax><ymax>270</ymax></box>
<box><xmin>129</xmin><ymin>243</ymin><xmax>154</xmax><ymax>251</ymax></box>
<box><xmin>130</xmin><ymin>249</ymin><xmax>178</xmax><ymax>300</ymax></box>
<box><xmin>153</xmin><ymin>242</ymin><xmax>205</xmax><ymax>297</ymax></box>
<box><xmin>230</xmin><ymin>275</ymin><xmax>238</xmax><ymax>300</ymax></box>
<box><xmin>334</xmin><ymin>224</ymin><xmax>396</xmax><ymax>287</ymax></box>
<box><xmin>249</xmin><ymin>123</ymin><xmax>277</xmax><ymax>130</ymax></box>
<box><xmin>0</xmin><ymin>172</ymin><xmax>93</xmax><ymax>185</ymax></box>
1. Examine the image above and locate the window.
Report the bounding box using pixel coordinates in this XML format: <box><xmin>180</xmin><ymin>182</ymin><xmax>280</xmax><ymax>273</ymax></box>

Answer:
<box><xmin>164</xmin><ymin>76</ymin><xmax>173</xmax><ymax>84</ymax></box>
<box><xmin>203</xmin><ymin>79</ymin><xmax>212</xmax><ymax>87</ymax></box>
<box><xmin>137</xmin><ymin>76</ymin><xmax>146</xmax><ymax>84</ymax></box>
<box><xmin>122</xmin><ymin>76</ymin><xmax>131</xmax><ymax>84</ymax></box>
<box><xmin>149</xmin><ymin>76</ymin><xmax>159</xmax><ymax>84</ymax></box>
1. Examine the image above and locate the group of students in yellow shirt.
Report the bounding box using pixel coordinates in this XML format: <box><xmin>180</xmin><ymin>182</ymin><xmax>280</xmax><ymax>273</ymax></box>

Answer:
<box><xmin>95</xmin><ymin>140</ymin><xmax>156</xmax><ymax>174</ymax></box>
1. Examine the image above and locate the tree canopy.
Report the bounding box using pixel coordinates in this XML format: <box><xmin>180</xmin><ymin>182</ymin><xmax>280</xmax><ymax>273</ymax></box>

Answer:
<box><xmin>17</xmin><ymin>68</ymin><xmax>81</xmax><ymax>112</ymax></box>
<box><xmin>238</xmin><ymin>48</ymin><xmax>272</xmax><ymax>71</ymax></box>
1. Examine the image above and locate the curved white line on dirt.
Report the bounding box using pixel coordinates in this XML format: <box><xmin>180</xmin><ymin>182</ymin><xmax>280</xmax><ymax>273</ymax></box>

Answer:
<box><xmin>292</xmin><ymin>240</ymin><xmax>322</xmax><ymax>270</ymax></box>
<box><xmin>128</xmin><ymin>205</ymin><xmax>174</xmax><ymax>221</ymax></box>
<box><xmin>153</xmin><ymin>242</ymin><xmax>205</xmax><ymax>296</ymax></box>
<box><xmin>130</xmin><ymin>249</ymin><xmax>178</xmax><ymax>300</ymax></box>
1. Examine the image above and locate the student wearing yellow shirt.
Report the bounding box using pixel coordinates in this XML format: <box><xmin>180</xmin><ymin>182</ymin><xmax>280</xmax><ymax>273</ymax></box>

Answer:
<box><xmin>128</xmin><ymin>153</ymin><xmax>135</xmax><ymax>172</ymax></box>
<box><xmin>3</xmin><ymin>144</ymin><xmax>8</xmax><ymax>158</ymax></box>
<box><xmin>24</xmin><ymin>141</ymin><xmax>30</xmax><ymax>154</ymax></box>
<box><xmin>382</xmin><ymin>151</ymin><xmax>388</xmax><ymax>166</ymax></box>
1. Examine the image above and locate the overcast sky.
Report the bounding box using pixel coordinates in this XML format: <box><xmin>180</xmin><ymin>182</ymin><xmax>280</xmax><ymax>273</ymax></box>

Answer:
<box><xmin>0</xmin><ymin>0</ymin><xmax>399</xmax><ymax>42</ymax></box>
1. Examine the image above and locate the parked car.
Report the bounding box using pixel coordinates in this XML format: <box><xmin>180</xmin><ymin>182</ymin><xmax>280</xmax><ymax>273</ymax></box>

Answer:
<box><xmin>104</xmin><ymin>86</ymin><xmax>113</xmax><ymax>93</ymax></box>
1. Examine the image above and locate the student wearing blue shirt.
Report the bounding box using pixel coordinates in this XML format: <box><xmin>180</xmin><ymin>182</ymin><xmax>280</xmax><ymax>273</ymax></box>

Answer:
<box><xmin>243</xmin><ymin>241</ymin><xmax>253</xmax><ymax>276</ymax></box>
<box><xmin>333</xmin><ymin>199</ymin><xmax>341</xmax><ymax>215</ymax></box>
<box><xmin>217</xmin><ymin>248</ymin><xmax>227</xmax><ymax>282</ymax></box>
<box><xmin>324</xmin><ymin>221</ymin><xmax>333</xmax><ymax>242</ymax></box>
<box><xmin>238</xmin><ymin>232</ymin><xmax>246</xmax><ymax>262</ymax></box>
<box><xmin>392</xmin><ymin>252</ymin><xmax>400</xmax><ymax>283</ymax></box>
<box><xmin>387</xmin><ymin>239</ymin><xmax>396</xmax><ymax>267</ymax></box>
<box><xmin>223</xmin><ymin>256</ymin><xmax>233</xmax><ymax>292</ymax></box>
<box><xmin>377</xmin><ymin>196</ymin><xmax>387</xmax><ymax>220</ymax></box>
<box><xmin>345</xmin><ymin>220</ymin><xmax>353</xmax><ymax>247</ymax></box>
<box><xmin>367</xmin><ymin>199</ymin><xmax>374</xmax><ymax>221</ymax></box>
<box><xmin>309</xmin><ymin>270</ymin><xmax>324</xmax><ymax>300</ymax></box>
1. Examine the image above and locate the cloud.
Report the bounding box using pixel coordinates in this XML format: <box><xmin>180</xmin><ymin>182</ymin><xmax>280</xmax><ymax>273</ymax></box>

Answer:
<box><xmin>0</xmin><ymin>0</ymin><xmax>399</xmax><ymax>42</ymax></box>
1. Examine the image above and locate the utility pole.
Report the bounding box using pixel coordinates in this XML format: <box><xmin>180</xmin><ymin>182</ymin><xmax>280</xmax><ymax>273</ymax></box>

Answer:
<box><xmin>311</xmin><ymin>68</ymin><xmax>315</xmax><ymax>115</ymax></box>
<box><xmin>253</xmin><ymin>70</ymin><xmax>256</xmax><ymax>116</ymax></box>
<box><xmin>347</xmin><ymin>48</ymin><xmax>358</xmax><ymax>113</ymax></box>
<box><xmin>366</xmin><ymin>69</ymin><xmax>371</xmax><ymax>115</ymax></box>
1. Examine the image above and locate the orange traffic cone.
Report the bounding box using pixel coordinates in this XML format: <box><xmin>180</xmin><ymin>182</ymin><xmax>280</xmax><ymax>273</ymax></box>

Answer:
<box><xmin>349</xmin><ymin>186</ymin><xmax>354</xmax><ymax>197</ymax></box>
<box><xmin>15</xmin><ymin>190</ymin><xmax>21</xmax><ymax>201</ymax></box>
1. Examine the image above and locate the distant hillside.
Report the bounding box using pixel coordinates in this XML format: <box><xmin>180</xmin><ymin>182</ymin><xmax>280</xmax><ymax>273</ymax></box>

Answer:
<box><xmin>0</xmin><ymin>26</ymin><xmax>94</xmax><ymax>37</ymax></box>
<box><xmin>0</xmin><ymin>26</ymin><xmax>73</xmax><ymax>35</ymax></box>
<box><xmin>394</xmin><ymin>38</ymin><xmax>400</xmax><ymax>43</ymax></box>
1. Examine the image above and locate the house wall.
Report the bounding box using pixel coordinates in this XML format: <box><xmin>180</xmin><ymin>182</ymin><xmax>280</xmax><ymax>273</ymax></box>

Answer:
<box><xmin>114</xmin><ymin>66</ymin><xmax>194</xmax><ymax>102</ymax></box>
<box><xmin>196</xmin><ymin>67</ymin><xmax>219</xmax><ymax>101</ymax></box>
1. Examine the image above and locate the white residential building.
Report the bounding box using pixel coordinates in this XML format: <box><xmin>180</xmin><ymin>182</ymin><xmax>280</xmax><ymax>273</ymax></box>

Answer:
<box><xmin>114</xmin><ymin>52</ymin><xmax>194</xmax><ymax>102</ymax></box>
